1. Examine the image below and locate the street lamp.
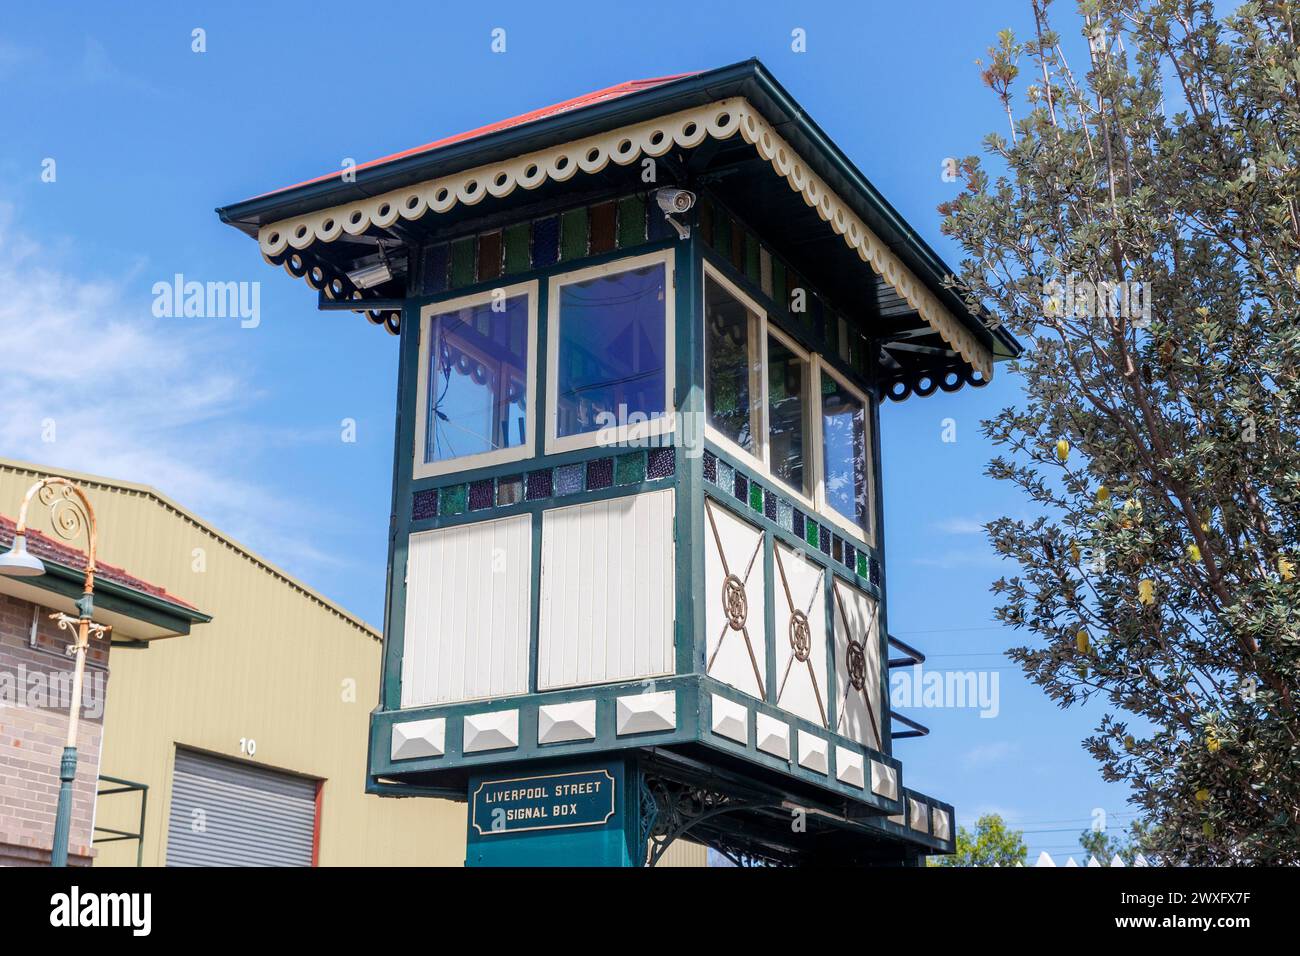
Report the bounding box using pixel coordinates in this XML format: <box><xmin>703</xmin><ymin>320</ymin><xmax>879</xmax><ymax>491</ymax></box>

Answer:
<box><xmin>0</xmin><ymin>477</ymin><xmax>103</xmax><ymax>867</ymax></box>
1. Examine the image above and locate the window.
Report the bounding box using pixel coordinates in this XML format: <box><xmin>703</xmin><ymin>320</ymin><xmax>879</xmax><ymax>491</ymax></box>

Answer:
<box><xmin>704</xmin><ymin>274</ymin><xmax>760</xmax><ymax>453</ymax></box>
<box><xmin>702</xmin><ymin>262</ymin><xmax>874</xmax><ymax>542</ymax></box>
<box><xmin>547</xmin><ymin>251</ymin><xmax>675</xmax><ymax>453</ymax></box>
<box><xmin>413</xmin><ymin>282</ymin><xmax>538</xmax><ymax>478</ymax></box>
<box><xmin>766</xmin><ymin>331</ymin><xmax>810</xmax><ymax>497</ymax></box>
<box><xmin>818</xmin><ymin>366</ymin><xmax>872</xmax><ymax>536</ymax></box>
<box><xmin>703</xmin><ymin>267</ymin><xmax>811</xmax><ymax>501</ymax></box>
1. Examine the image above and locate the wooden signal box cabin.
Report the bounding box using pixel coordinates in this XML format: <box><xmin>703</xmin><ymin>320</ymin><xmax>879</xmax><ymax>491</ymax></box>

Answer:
<box><xmin>219</xmin><ymin>60</ymin><xmax>1020</xmax><ymax>866</ymax></box>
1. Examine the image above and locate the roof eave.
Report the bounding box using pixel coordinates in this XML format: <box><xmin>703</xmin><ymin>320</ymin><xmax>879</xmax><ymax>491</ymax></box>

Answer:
<box><xmin>216</xmin><ymin>58</ymin><xmax>1020</xmax><ymax>362</ymax></box>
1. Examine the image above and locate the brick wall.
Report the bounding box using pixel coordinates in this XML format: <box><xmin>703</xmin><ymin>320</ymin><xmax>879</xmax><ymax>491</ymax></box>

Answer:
<box><xmin>0</xmin><ymin>591</ymin><xmax>110</xmax><ymax>866</ymax></box>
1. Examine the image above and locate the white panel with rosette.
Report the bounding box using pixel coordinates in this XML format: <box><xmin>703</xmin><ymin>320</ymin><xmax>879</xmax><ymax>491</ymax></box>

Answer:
<box><xmin>832</xmin><ymin>577</ymin><xmax>883</xmax><ymax>750</ymax></box>
<box><xmin>704</xmin><ymin>498</ymin><xmax>767</xmax><ymax>700</ymax></box>
<box><xmin>773</xmin><ymin>542</ymin><xmax>828</xmax><ymax>728</ymax></box>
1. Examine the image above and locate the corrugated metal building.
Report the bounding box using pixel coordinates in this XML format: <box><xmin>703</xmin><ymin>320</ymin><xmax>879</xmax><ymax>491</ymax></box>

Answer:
<box><xmin>0</xmin><ymin>458</ymin><xmax>702</xmax><ymax>866</ymax></box>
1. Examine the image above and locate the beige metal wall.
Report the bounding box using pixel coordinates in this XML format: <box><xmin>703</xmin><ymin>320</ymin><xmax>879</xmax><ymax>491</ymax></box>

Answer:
<box><xmin>0</xmin><ymin>459</ymin><xmax>706</xmax><ymax>867</ymax></box>
<box><xmin>0</xmin><ymin>459</ymin><xmax>463</xmax><ymax>866</ymax></box>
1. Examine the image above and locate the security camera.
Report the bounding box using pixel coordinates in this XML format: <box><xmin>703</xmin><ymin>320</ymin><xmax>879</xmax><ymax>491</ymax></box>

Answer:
<box><xmin>655</xmin><ymin>188</ymin><xmax>695</xmax><ymax>239</ymax></box>
<box><xmin>655</xmin><ymin>187</ymin><xmax>696</xmax><ymax>214</ymax></box>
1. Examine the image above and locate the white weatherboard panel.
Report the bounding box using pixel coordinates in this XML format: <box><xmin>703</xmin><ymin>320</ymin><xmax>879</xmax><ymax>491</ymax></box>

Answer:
<box><xmin>704</xmin><ymin>499</ymin><xmax>767</xmax><ymax>700</ymax></box>
<box><xmin>832</xmin><ymin>578</ymin><xmax>883</xmax><ymax>750</ymax></box>
<box><xmin>537</xmin><ymin>489</ymin><xmax>676</xmax><ymax>690</ymax></box>
<box><xmin>773</xmin><ymin>542</ymin><xmax>827</xmax><ymax>727</ymax></box>
<box><xmin>401</xmin><ymin>514</ymin><xmax>532</xmax><ymax>708</ymax></box>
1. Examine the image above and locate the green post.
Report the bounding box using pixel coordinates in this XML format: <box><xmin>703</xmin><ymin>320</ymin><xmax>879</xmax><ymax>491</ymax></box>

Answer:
<box><xmin>50</xmin><ymin>746</ymin><xmax>78</xmax><ymax>867</ymax></box>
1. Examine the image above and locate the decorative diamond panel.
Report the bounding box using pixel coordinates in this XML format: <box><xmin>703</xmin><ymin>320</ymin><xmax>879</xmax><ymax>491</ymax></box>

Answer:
<box><xmin>870</xmin><ymin>761</ymin><xmax>900</xmax><ymax>800</ymax></box>
<box><xmin>704</xmin><ymin>499</ymin><xmax>768</xmax><ymax>700</ymax></box>
<box><xmin>463</xmin><ymin>710</ymin><xmax>520</xmax><ymax>753</ymax></box>
<box><xmin>835</xmin><ymin>746</ymin><xmax>865</xmax><ymax>788</ymax></box>
<box><xmin>615</xmin><ymin>691</ymin><xmax>676</xmax><ymax>735</ymax></box>
<box><xmin>537</xmin><ymin>700</ymin><xmax>597</xmax><ymax>744</ymax></box>
<box><xmin>773</xmin><ymin>542</ymin><xmax>828</xmax><ymax>728</ymax></box>
<box><xmin>390</xmin><ymin>718</ymin><xmax>446</xmax><ymax>761</ymax></box>
<box><xmin>932</xmin><ymin>807</ymin><xmax>952</xmax><ymax>841</ymax></box>
<box><xmin>756</xmin><ymin>713</ymin><xmax>791</xmax><ymax>760</ymax></box>
<box><xmin>797</xmin><ymin>731</ymin><xmax>829</xmax><ymax>774</ymax></box>
<box><xmin>710</xmin><ymin>694</ymin><xmax>748</xmax><ymax>744</ymax></box>
<box><xmin>832</xmin><ymin>578</ymin><xmax>883</xmax><ymax>750</ymax></box>
<box><xmin>908</xmin><ymin>797</ymin><xmax>930</xmax><ymax>833</ymax></box>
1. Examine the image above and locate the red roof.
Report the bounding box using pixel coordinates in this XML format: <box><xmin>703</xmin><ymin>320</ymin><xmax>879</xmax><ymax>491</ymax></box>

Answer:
<box><xmin>0</xmin><ymin>515</ymin><xmax>198</xmax><ymax>612</ymax></box>
<box><xmin>257</xmin><ymin>72</ymin><xmax>698</xmax><ymax>199</ymax></box>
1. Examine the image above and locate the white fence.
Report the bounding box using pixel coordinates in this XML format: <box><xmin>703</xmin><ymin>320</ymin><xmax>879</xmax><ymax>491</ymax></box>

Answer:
<box><xmin>1029</xmin><ymin>851</ymin><xmax>1152</xmax><ymax>867</ymax></box>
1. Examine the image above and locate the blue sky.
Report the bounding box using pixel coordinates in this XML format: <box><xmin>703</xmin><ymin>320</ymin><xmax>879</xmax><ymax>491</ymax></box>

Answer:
<box><xmin>0</xmin><ymin>1</ymin><xmax>1137</xmax><ymax>859</ymax></box>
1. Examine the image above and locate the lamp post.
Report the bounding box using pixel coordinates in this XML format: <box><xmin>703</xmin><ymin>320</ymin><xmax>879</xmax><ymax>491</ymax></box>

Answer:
<box><xmin>0</xmin><ymin>477</ymin><xmax>101</xmax><ymax>867</ymax></box>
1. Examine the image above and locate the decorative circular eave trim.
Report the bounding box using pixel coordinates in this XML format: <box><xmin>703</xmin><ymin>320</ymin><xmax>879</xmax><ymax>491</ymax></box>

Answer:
<box><xmin>257</xmin><ymin>97</ymin><xmax>993</xmax><ymax>377</ymax></box>
<box><xmin>883</xmin><ymin>365</ymin><xmax>990</xmax><ymax>403</ymax></box>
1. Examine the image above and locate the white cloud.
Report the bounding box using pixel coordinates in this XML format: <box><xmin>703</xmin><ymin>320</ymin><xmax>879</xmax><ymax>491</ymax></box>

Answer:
<box><xmin>911</xmin><ymin>548</ymin><xmax>1004</xmax><ymax>570</ymax></box>
<box><xmin>932</xmin><ymin>516</ymin><xmax>989</xmax><ymax>535</ymax></box>
<box><xmin>0</xmin><ymin>206</ymin><xmax>350</xmax><ymax>581</ymax></box>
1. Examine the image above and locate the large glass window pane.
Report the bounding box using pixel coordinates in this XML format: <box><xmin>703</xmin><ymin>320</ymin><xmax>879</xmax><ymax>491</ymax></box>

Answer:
<box><xmin>425</xmin><ymin>294</ymin><xmax>529</xmax><ymax>463</ymax></box>
<box><xmin>767</xmin><ymin>335</ymin><xmax>808</xmax><ymax>495</ymax></box>
<box><xmin>704</xmin><ymin>276</ymin><xmax>759</xmax><ymax>453</ymax></box>
<box><xmin>821</xmin><ymin>370</ymin><xmax>870</xmax><ymax>532</ymax></box>
<box><xmin>555</xmin><ymin>263</ymin><xmax>667</xmax><ymax>438</ymax></box>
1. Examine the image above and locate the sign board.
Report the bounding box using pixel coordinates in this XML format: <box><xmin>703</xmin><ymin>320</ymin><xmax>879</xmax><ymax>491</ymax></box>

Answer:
<box><xmin>470</xmin><ymin>769</ymin><xmax>617</xmax><ymax>836</ymax></box>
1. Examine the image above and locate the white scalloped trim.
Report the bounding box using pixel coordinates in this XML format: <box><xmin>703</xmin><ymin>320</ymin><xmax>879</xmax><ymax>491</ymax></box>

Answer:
<box><xmin>256</xmin><ymin>97</ymin><xmax>992</xmax><ymax>376</ymax></box>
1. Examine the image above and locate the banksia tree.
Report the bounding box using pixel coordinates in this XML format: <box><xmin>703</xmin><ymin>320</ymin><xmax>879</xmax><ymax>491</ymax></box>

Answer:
<box><xmin>939</xmin><ymin>0</ymin><xmax>1300</xmax><ymax>863</ymax></box>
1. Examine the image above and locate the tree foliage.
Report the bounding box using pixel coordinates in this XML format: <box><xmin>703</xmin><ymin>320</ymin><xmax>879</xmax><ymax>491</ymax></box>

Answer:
<box><xmin>1079</xmin><ymin>818</ymin><xmax>1152</xmax><ymax>863</ymax></box>
<box><xmin>939</xmin><ymin>0</ymin><xmax>1300</xmax><ymax>863</ymax></box>
<box><xmin>934</xmin><ymin>813</ymin><xmax>1029</xmax><ymax>866</ymax></box>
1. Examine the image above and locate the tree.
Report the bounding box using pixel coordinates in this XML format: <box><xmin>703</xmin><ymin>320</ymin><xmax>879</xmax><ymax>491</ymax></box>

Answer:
<box><xmin>939</xmin><ymin>0</ymin><xmax>1300</xmax><ymax>864</ymax></box>
<box><xmin>1079</xmin><ymin>819</ymin><xmax>1152</xmax><ymax>864</ymax></box>
<box><xmin>933</xmin><ymin>813</ymin><xmax>1029</xmax><ymax>866</ymax></box>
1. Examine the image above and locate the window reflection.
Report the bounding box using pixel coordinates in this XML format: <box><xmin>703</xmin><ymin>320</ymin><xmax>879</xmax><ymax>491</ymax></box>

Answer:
<box><xmin>555</xmin><ymin>263</ymin><xmax>667</xmax><ymax>438</ymax></box>
<box><xmin>705</xmin><ymin>276</ymin><xmax>759</xmax><ymax>453</ymax></box>
<box><xmin>821</xmin><ymin>371</ymin><xmax>870</xmax><ymax>531</ymax></box>
<box><xmin>426</xmin><ymin>295</ymin><xmax>529</xmax><ymax>463</ymax></box>
<box><xmin>767</xmin><ymin>335</ymin><xmax>808</xmax><ymax>495</ymax></box>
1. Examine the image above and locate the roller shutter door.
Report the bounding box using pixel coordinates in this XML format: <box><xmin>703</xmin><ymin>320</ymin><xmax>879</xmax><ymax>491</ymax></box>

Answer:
<box><xmin>165</xmin><ymin>749</ymin><xmax>317</xmax><ymax>866</ymax></box>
